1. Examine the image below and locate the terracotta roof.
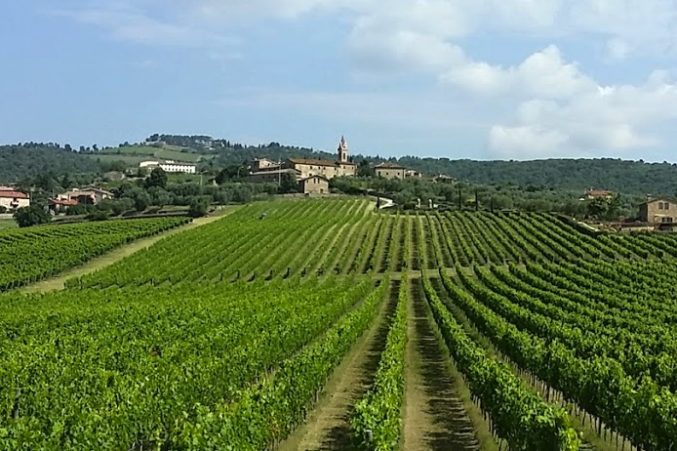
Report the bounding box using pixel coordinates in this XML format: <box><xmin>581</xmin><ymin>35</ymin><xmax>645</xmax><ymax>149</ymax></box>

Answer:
<box><xmin>375</xmin><ymin>162</ymin><xmax>406</xmax><ymax>170</ymax></box>
<box><xmin>642</xmin><ymin>197</ymin><xmax>677</xmax><ymax>205</ymax></box>
<box><xmin>288</xmin><ymin>158</ymin><xmax>355</xmax><ymax>167</ymax></box>
<box><xmin>585</xmin><ymin>189</ymin><xmax>613</xmax><ymax>197</ymax></box>
<box><xmin>249</xmin><ymin>169</ymin><xmax>301</xmax><ymax>176</ymax></box>
<box><xmin>49</xmin><ymin>198</ymin><xmax>79</xmax><ymax>206</ymax></box>
<box><xmin>0</xmin><ymin>191</ymin><xmax>29</xmax><ymax>199</ymax></box>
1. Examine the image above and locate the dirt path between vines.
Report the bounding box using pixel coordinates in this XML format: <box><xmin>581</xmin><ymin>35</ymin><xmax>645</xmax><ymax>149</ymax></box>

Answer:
<box><xmin>402</xmin><ymin>278</ymin><xmax>482</xmax><ymax>451</ymax></box>
<box><xmin>278</xmin><ymin>281</ymin><xmax>400</xmax><ymax>451</ymax></box>
<box><xmin>21</xmin><ymin>208</ymin><xmax>239</xmax><ymax>294</ymax></box>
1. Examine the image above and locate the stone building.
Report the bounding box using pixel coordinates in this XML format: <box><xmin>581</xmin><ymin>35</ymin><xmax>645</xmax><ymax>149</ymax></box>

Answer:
<box><xmin>0</xmin><ymin>190</ymin><xmax>30</xmax><ymax>210</ymax></box>
<box><xmin>247</xmin><ymin>168</ymin><xmax>301</xmax><ymax>183</ymax></box>
<box><xmin>299</xmin><ymin>175</ymin><xmax>329</xmax><ymax>195</ymax></box>
<box><xmin>639</xmin><ymin>198</ymin><xmax>677</xmax><ymax>224</ymax></box>
<box><xmin>375</xmin><ymin>162</ymin><xmax>406</xmax><ymax>180</ymax></box>
<box><xmin>284</xmin><ymin>136</ymin><xmax>356</xmax><ymax>179</ymax></box>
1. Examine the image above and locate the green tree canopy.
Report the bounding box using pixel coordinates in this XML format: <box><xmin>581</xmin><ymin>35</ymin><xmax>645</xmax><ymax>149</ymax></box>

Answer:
<box><xmin>14</xmin><ymin>205</ymin><xmax>51</xmax><ymax>228</ymax></box>
<box><xmin>145</xmin><ymin>167</ymin><xmax>168</xmax><ymax>189</ymax></box>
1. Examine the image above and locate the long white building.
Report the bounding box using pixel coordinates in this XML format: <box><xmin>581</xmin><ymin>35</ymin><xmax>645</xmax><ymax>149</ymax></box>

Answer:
<box><xmin>139</xmin><ymin>160</ymin><xmax>197</xmax><ymax>174</ymax></box>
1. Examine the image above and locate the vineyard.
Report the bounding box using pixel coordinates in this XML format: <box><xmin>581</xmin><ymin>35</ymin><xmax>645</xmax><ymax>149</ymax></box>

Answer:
<box><xmin>1</xmin><ymin>198</ymin><xmax>677</xmax><ymax>450</ymax></box>
<box><xmin>0</xmin><ymin>217</ymin><xmax>188</xmax><ymax>291</ymax></box>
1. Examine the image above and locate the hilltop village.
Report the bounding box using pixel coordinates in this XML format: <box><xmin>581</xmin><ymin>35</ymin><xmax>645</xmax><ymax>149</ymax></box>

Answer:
<box><xmin>246</xmin><ymin>137</ymin><xmax>421</xmax><ymax>194</ymax></box>
<box><xmin>1</xmin><ymin>135</ymin><xmax>677</xmax><ymax>232</ymax></box>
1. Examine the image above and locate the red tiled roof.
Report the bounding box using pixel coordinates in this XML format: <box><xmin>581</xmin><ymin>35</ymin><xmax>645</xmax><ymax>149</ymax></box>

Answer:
<box><xmin>49</xmin><ymin>198</ymin><xmax>79</xmax><ymax>206</ymax></box>
<box><xmin>0</xmin><ymin>191</ymin><xmax>29</xmax><ymax>199</ymax></box>
<box><xmin>375</xmin><ymin>162</ymin><xmax>406</xmax><ymax>170</ymax></box>
<box><xmin>288</xmin><ymin>158</ymin><xmax>356</xmax><ymax>167</ymax></box>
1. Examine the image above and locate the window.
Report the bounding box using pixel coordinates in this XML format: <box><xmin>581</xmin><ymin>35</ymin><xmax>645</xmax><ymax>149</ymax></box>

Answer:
<box><xmin>667</xmin><ymin>202</ymin><xmax>671</xmax><ymax>210</ymax></box>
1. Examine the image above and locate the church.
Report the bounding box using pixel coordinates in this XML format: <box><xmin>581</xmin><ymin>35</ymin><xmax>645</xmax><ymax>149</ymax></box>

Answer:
<box><xmin>283</xmin><ymin>136</ymin><xmax>357</xmax><ymax>180</ymax></box>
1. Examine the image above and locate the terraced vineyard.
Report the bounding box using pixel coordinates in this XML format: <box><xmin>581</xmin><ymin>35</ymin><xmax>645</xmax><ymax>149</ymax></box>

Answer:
<box><xmin>1</xmin><ymin>197</ymin><xmax>677</xmax><ymax>450</ymax></box>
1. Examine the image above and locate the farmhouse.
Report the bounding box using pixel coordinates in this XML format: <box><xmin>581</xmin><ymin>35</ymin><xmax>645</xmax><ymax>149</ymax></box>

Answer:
<box><xmin>48</xmin><ymin>198</ymin><xmax>78</xmax><ymax>213</ymax></box>
<box><xmin>283</xmin><ymin>137</ymin><xmax>356</xmax><ymax>179</ymax></box>
<box><xmin>639</xmin><ymin>198</ymin><xmax>677</xmax><ymax>224</ymax></box>
<box><xmin>585</xmin><ymin>188</ymin><xmax>614</xmax><ymax>200</ymax></box>
<box><xmin>140</xmin><ymin>160</ymin><xmax>197</xmax><ymax>174</ymax></box>
<box><xmin>0</xmin><ymin>190</ymin><xmax>30</xmax><ymax>210</ymax></box>
<box><xmin>375</xmin><ymin>162</ymin><xmax>406</xmax><ymax>180</ymax></box>
<box><xmin>57</xmin><ymin>188</ymin><xmax>113</xmax><ymax>205</ymax></box>
<box><xmin>251</xmin><ymin>158</ymin><xmax>280</xmax><ymax>172</ymax></box>
<box><xmin>299</xmin><ymin>175</ymin><xmax>329</xmax><ymax>195</ymax></box>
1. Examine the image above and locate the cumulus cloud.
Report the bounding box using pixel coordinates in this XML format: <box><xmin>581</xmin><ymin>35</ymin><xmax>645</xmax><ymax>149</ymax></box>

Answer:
<box><xmin>488</xmin><ymin>71</ymin><xmax>677</xmax><ymax>157</ymax></box>
<box><xmin>442</xmin><ymin>45</ymin><xmax>595</xmax><ymax>98</ymax></box>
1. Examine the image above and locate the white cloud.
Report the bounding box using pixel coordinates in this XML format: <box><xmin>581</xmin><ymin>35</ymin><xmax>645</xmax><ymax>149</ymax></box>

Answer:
<box><xmin>54</xmin><ymin>0</ymin><xmax>677</xmax><ymax>158</ymax></box>
<box><xmin>488</xmin><ymin>71</ymin><xmax>677</xmax><ymax>157</ymax></box>
<box><xmin>52</xmin><ymin>5</ymin><xmax>235</xmax><ymax>48</ymax></box>
<box><xmin>348</xmin><ymin>28</ymin><xmax>465</xmax><ymax>73</ymax></box>
<box><xmin>489</xmin><ymin>125</ymin><xmax>570</xmax><ymax>158</ymax></box>
<box><xmin>442</xmin><ymin>45</ymin><xmax>595</xmax><ymax>98</ymax></box>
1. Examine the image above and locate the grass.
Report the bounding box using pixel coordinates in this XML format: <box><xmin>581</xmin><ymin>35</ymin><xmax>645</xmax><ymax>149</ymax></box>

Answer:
<box><xmin>0</xmin><ymin>218</ymin><xmax>17</xmax><ymax>230</ymax></box>
<box><xmin>118</xmin><ymin>145</ymin><xmax>204</xmax><ymax>163</ymax></box>
<box><xmin>84</xmin><ymin>153</ymin><xmax>148</xmax><ymax>165</ymax></box>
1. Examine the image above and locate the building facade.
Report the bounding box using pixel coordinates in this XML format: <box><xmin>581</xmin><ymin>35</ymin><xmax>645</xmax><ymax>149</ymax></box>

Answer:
<box><xmin>247</xmin><ymin>169</ymin><xmax>301</xmax><ymax>183</ymax></box>
<box><xmin>140</xmin><ymin>160</ymin><xmax>197</xmax><ymax>174</ymax></box>
<box><xmin>251</xmin><ymin>158</ymin><xmax>280</xmax><ymax>172</ymax></box>
<box><xmin>299</xmin><ymin>175</ymin><xmax>329</xmax><ymax>195</ymax></box>
<box><xmin>375</xmin><ymin>162</ymin><xmax>406</xmax><ymax>180</ymax></box>
<box><xmin>0</xmin><ymin>191</ymin><xmax>30</xmax><ymax>210</ymax></box>
<box><xmin>640</xmin><ymin>198</ymin><xmax>677</xmax><ymax>224</ymax></box>
<box><xmin>283</xmin><ymin>137</ymin><xmax>356</xmax><ymax>179</ymax></box>
<box><xmin>57</xmin><ymin>188</ymin><xmax>113</xmax><ymax>205</ymax></box>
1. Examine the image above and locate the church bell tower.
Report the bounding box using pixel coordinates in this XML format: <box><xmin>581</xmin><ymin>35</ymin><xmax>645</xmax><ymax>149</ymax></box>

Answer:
<box><xmin>337</xmin><ymin>136</ymin><xmax>349</xmax><ymax>163</ymax></box>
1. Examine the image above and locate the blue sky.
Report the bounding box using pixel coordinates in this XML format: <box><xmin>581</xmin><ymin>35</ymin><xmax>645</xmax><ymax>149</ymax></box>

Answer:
<box><xmin>3</xmin><ymin>1</ymin><xmax>677</xmax><ymax>161</ymax></box>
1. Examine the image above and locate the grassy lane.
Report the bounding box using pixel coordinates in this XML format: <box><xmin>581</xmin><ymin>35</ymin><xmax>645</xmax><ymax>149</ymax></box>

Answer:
<box><xmin>403</xmin><ymin>278</ymin><xmax>488</xmax><ymax>451</ymax></box>
<box><xmin>278</xmin><ymin>281</ymin><xmax>399</xmax><ymax>451</ymax></box>
<box><xmin>20</xmin><ymin>207</ymin><xmax>239</xmax><ymax>293</ymax></box>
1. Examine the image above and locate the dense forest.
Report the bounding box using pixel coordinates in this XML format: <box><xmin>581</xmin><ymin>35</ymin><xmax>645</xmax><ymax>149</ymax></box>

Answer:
<box><xmin>0</xmin><ymin>144</ymin><xmax>101</xmax><ymax>183</ymax></box>
<box><xmin>398</xmin><ymin>157</ymin><xmax>677</xmax><ymax>196</ymax></box>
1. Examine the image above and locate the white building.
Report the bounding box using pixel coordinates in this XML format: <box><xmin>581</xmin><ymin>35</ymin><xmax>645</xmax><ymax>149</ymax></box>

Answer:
<box><xmin>0</xmin><ymin>190</ymin><xmax>30</xmax><ymax>210</ymax></box>
<box><xmin>139</xmin><ymin>160</ymin><xmax>197</xmax><ymax>174</ymax></box>
<box><xmin>57</xmin><ymin>188</ymin><xmax>113</xmax><ymax>205</ymax></box>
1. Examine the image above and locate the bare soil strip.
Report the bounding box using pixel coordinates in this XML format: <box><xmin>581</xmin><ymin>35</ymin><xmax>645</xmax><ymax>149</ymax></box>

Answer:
<box><xmin>279</xmin><ymin>281</ymin><xmax>400</xmax><ymax>451</ymax></box>
<box><xmin>403</xmin><ymin>278</ymin><xmax>482</xmax><ymax>451</ymax></box>
<box><xmin>21</xmin><ymin>208</ymin><xmax>238</xmax><ymax>294</ymax></box>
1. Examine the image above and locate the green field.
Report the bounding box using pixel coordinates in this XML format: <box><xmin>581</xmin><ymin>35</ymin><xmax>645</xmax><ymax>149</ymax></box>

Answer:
<box><xmin>1</xmin><ymin>198</ymin><xmax>676</xmax><ymax>450</ymax></box>
<box><xmin>85</xmin><ymin>145</ymin><xmax>208</xmax><ymax>168</ymax></box>
<box><xmin>0</xmin><ymin>218</ymin><xmax>16</xmax><ymax>230</ymax></box>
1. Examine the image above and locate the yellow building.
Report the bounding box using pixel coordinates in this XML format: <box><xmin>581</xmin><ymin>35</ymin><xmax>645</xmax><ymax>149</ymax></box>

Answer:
<box><xmin>375</xmin><ymin>162</ymin><xmax>406</xmax><ymax>180</ymax></box>
<box><xmin>639</xmin><ymin>198</ymin><xmax>677</xmax><ymax>224</ymax></box>
<box><xmin>284</xmin><ymin>137</ymin><xmax>356</xmax><ymax>179</ymax></box>
<box><xmin>299</xmin><ymin>175</ymin><xmax>330</xmax><ymax>195</ymax></box>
